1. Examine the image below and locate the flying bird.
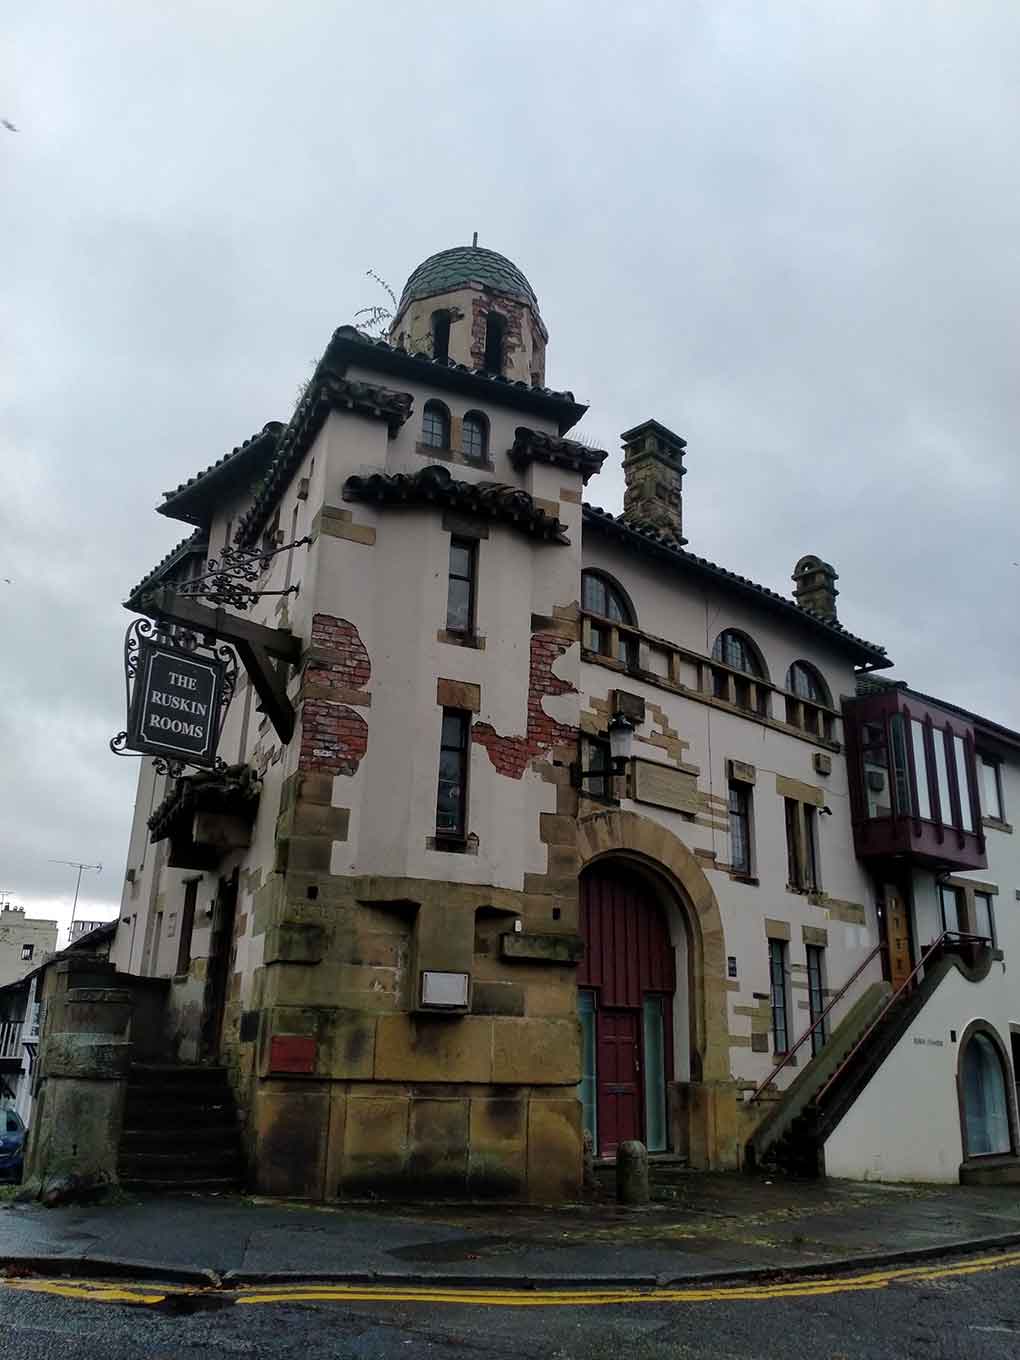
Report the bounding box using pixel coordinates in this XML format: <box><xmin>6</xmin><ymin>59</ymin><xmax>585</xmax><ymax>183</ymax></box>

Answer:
<box><xmin>2</xmin><ymin>120</ymin><xmax>17</xmax><ymax>133</ymax></box>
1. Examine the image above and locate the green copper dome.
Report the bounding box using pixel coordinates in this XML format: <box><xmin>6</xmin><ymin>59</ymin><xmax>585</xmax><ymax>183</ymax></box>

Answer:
<box><xmin>397</xmin><ymin>245</ymin><xmax>540</xmax><ymax>314</ymax></box>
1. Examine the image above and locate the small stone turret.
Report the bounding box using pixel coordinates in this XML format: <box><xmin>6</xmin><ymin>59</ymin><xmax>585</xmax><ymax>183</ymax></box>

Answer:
<box><xmin>793</xmin><ymin>555</ymin><xmax>839</xmax><ymax>621</ymax></box>
<box><xmin>620</xmin><ymin>419</ymin><xmax>688</xmax><ymax>545</ymax></box>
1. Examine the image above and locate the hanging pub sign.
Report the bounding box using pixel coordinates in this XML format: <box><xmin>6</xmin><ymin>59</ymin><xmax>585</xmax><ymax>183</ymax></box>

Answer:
<box><xmin>111</xmin><ymin>618</ymin><xmax>238</xmax><ymax>772</ymax></box>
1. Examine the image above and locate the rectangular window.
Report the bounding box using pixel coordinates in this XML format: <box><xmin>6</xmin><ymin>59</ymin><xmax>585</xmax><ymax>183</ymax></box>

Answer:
<box><xmin>728</xmin><ymin>782</ymin><xmax>752</xmax><ymax>875</ymax></box>
<box><xmin>933</xmin><ymin>729</ymin><xmax>954</xmax><ymax>826</ymax></box>
<box><xmin>939</xmin><ymin>884</ymin><xmax>964</xmax><ymax>935</ymax></box>
<box><xmin>981</xmin><ymin>755</ymin><xmax>1005</xmax><ymax>822</ymax></box>
<box><xmin>803</xmin><ymin>805</ymin><xmax>819</xmax><ymax>891</ymax></box>
<box><xmin>953</xmin><ymin>735</ymin><xmax>974</xmax><ymax>833</ymax></box>
<box><xmin>806</xmin><ymin>945</ymin><xmax>828</xmax><ymax>1057</ymax></box>
<box><xmin>177</xmin><ymin>879</ymin><xmax>198</xmax><ymax>976</ymax></box>
<box><xmin>973</xmin><ymin>892</ymin><xmax>996</xmax><ymax>946</ymax></box>
<box><xmin>890</xmin><ymin>715</ymin><xmax>913</xmax><ymax>817</ymax></box>
<box><xmin>446</xmin><ymin>538</ymin><xmax>476</xmax><ymax>635</ymax></box>
<box><xmin>19</xmin><ymin>944</ymin><xmax>33</xmax><ymax>961</ymax></box>
<box><xmin>436</xmin><ymin>709</ymin><xmax>470</xmax><ymax>838</ymax></box>
<box><xmin>911</xmin><ymin>719</ymin><xmax>933</xmax><ymax>820</ymax></box>
<box><xmin>584</xmin><ymin>737</ymin><xmax>613</xmax><ymax>800</ymax></box>
<box><xmin>769</xmin><ymin>939</ymin><xmax>790</xmax><ymax>1054</ymax></box>
<box><xmin>785</xmin><ymin>798</ymin><xmax>802</xmax><ymax>889</ymax></box>
<box><xmin>785</xmin><ymin>799</ymin><xmax>819</xmax><ymax>891</ymax></box>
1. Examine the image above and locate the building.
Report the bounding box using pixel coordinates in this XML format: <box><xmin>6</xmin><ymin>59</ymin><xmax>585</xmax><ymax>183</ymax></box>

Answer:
<box><xmin>92</xmin><ymin>242</ymin><xmax>1017</xmax><ymax>1199</ymax></box>
<box><xmin>0</xmin><ymin>908</ymin><xmax>57</xmax><ymax>989</ymax></box>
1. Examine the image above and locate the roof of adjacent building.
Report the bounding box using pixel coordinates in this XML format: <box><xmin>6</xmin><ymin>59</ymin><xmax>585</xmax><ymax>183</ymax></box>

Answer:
<box><xmin>158</xmin><ymin>422</ymin><xmax>284</xmax><ymax>527</ymax></box>
<box><xmin>124</xmin><ymin>530</ymin><xmax>207</xmax><ymax>609</ymax></box>
<box><xmin>582</xmin><ymin>504</ymin><xmax>891</xmax><ymax>668</ymax></box>
<box><xmin>397</xmin><ymin>246</ymin><xmax>540</xmax><ymax>314</ymax></box>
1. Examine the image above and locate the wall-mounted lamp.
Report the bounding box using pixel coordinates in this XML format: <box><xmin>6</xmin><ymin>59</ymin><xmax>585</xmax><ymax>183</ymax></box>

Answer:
<box><xmin>575</xmin><ymin>709</ymin><xmax>636</xmax><ymax>786</ymax></box>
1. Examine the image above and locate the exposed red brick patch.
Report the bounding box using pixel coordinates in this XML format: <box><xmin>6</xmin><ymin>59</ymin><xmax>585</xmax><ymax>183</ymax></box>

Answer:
<box><xmin>300</xmin><ymin>614</ymin><xmax>370</xmax><ymax>773</ymax></box>
<box><xmin>472</xmin><ymin>632</ymin><xmax>577</xmax><ymax>780</ymax></box>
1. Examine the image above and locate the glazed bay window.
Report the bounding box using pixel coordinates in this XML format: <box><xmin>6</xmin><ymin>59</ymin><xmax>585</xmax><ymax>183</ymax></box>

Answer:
<box><xmin>768</xmin><ymin>939</ymin><xmax>790</xmax><ymax>1054</ymax></box>
<box><xmin>436</xmin><ymin>710</ymin><xmax>470</xmax><ymax>839</ymax></box>
<box><xmin>939</xmin><ymin>884</ymin><xmax>964</xmax><ymax>935</ymax></box>
<box><xmin>974</xmin><ymin>891</ymin><xmax>996</xmax><ymax>946</ymax></box>
<box><xmin>785</xmin><ymin>798</ymin><xmax>819</xmax><ymax>892</ymax></box>
<box><xmin>728</xmin><ymin>781</ymin><xmax>752</xmax><ymax>875</ymax></box>
<box><xmin>446</xmin><ymin>537</ymin><xmax>477</xmax><ymax>636</ymax></box>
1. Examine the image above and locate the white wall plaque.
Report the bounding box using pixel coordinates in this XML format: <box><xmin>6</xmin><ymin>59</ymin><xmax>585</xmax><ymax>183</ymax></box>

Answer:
<box><xmin>421</xmin><ymin>970</ymin><xmax>470</xmax><ymax>1008</ymax></box>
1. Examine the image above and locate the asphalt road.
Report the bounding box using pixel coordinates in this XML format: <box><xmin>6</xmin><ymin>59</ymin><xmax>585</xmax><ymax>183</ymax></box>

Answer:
<box><xmin>2</xmin><ymin>1254</ymin><xmax>1020</xmax><ymax>1359</ymax></box>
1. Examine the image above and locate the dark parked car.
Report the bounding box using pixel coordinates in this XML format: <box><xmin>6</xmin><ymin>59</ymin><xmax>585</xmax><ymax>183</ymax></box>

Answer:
<box><xmin>0</xmin><ymin>1108</ymin><xmax>25</xmax><ymax>1182</ymax></box>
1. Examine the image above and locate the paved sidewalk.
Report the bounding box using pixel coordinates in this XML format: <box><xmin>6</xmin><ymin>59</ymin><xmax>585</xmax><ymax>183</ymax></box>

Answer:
<box><xmin>2</xmin><ymin>1175</ymin><xmax>1020</xmax><ymax>1285</ymax></box>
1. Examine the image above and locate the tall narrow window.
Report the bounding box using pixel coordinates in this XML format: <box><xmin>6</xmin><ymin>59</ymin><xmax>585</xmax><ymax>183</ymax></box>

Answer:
<box><xmin>939</xmin><ymin>884</ymin><xmax>964</xmax><ymax>935</ymax></box>
<box><xmin>728</xmin><ymin>782</ymin><xmax>752</xmax><ymax>875</ymax></box>
<box><xmin>806</xmin><ymin>945</ymin><xmax>828</xmax><ymax>1056</ymax></box>
<box><xmin>177</xmin><ymin>879</ymin><xmax>198</xmax><ymax>976</ymax></box>
<box><xmin>973</xmin><ymin>891</ymin><xmax>996</xmax><ymax>946</ymax></box>
<box><xmin>20</xmin><ymin>943</ymin><xmax>33</xmax><ymax>961</ymax></box>
<box><xmin>436</xmin><ymin>710</ymin><xmax>470</xmax><ymax>838</ymax></box>
<box><xmin>461</xmin><ymin>412</ymin><xmax>488</xmax><ymax>462</ymax></box>
<box><xmin>911</xmin><ymin>719</ymin><xmax>933</xmax><ymax>820</ymax></box>
<box><xmin>578</xmin><ymin>990</ymin><xmax>598</xmax><ymax>1148</ymax></box>
<box><xmin>981</xmin><ymin>755</ymin><xmax>1005</xmax><ymax>822</ymax></box>
<box><xmin>446</xmin><ymin>537</ymin><xmax>477</xmax><ymax>636</ymax></box>
<box><xmin>583</xmin><ymin>736</ymin><xmax>612</xmax><ymax>800</ymax></box>
<box><xmin>431</xmin><ymin>310</ymin><xmax>451</xmax><ymax>362</ymax></box>
<box><xmin>483</xmin><ymin>312</ymin><xmax>505</xmax><ymax>374</ymax></box>
<box><xmin>769</xmin><ymin>939</ymin><xmax>790</xmax><ymax>1054</ymax></box>
<box><xmin>785</xmin><ymin>798</ymin><xmax>802</xmax><ymax>889</ymax></box>
<box><xmin>422</xmin><ymin>400</ymin><xmax>450</xmax><ymax>449</ymax></box>
<box><xmin>803</xmin><ymin>805</ymin><xmax>819</xmax><ymax>891</ymax></box>
<box><xmin>889</xmin><ymin>715</ymin><xmax>913</xmax><ymax>817</ymax></box>
<box><xmin>932</xmin><ymin>729</ymin><xmax>954</xmax><ymax>826</ymax></box>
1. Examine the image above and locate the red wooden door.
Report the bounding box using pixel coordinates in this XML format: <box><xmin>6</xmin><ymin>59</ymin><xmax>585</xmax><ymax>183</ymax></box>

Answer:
<box><xmin>596</xmin><ymin>1009</ymin><xmax>642</xmax><ymax>1155</ymax></box>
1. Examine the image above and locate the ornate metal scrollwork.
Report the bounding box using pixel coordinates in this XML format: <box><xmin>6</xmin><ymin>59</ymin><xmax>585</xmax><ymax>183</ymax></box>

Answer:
<box><xmin>173</xmin><ymin>536</ymin><xmax>313</xmax><ymax>613</ymax></box>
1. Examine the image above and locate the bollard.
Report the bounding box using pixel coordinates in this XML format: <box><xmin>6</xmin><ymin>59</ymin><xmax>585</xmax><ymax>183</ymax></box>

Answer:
<box><xmin>616</xmin><ymin>1139</ymin><xmax>649</xmax><ymax>1205</ymax></box>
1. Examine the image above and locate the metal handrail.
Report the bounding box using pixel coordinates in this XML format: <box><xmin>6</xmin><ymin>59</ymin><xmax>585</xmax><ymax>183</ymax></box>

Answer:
<box><xmin>748</xmin><ymin>943</ymin><xmax>885</xmax><ymax>1103</ymax></box>
<box><xmin>813</xmin><ymin>930</ymin><xmax>989</xmax><ymax>1108</ymax></box>
<box><xmin>0</xmin><ymin>1021</ymin><xmax>23</xmax><ymax>1060</ymax></box>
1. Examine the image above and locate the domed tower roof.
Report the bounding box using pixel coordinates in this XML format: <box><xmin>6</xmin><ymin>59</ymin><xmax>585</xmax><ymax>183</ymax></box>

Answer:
<box><xmin>397</xmin><ymin>245</ymin><xmax>540</xmax><ymax>313</ymax></box>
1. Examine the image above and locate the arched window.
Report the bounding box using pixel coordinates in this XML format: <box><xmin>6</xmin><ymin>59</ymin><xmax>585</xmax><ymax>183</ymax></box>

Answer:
<box><xmin>431</xmin><ymin>310</ymin><xmax>451</xmax><ymax>363</ymax></box>
<box><xmin>422</xmin><ymin>400</ymin><xmax>450</xmax><ymax>450</ymax></box>
<box><xmin>711</xmin><ymin>630</ymin><xmax>769</xmax><ymax>715</ymax></box>
<box><xmin>787</xmin><ymin>661</ymin><xmax>831</xmax><ymax>705</ymax></box>
<box><xmin>712</xmin><ymin>630</ymin><xmax>766</xmax><ymax>678</ymax></box>
<box><xmin>960</xmin><ymin>1029</ymin><xmax>1014</xmax><ymax>1158</ymax></box>
<box><xmin>582</xmin><ymin>570</ymin><xmax>637</xmax><ymax>667</ymax></box>
<box><xmin>462</xmin><ymin>412</ymin><xmax>488</xmax><ymax>462</ymax></box>
<box><xmin>785</xmin><ymin>661</ymin><xmax>833</xmax><ymax>738</ymax></box>
<box><xmin>483</xmin><ymin>312</ymin><xmax>505</xmax><ymax>374</ymax></box>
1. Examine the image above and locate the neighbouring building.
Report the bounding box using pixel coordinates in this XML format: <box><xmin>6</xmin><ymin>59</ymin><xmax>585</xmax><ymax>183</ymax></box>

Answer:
<box><xmin>53</xmin><ymin>241</ymin><xmax>1013</xmax><ymax>1201</ymax></box>
<box><xmin>0</xmin><ymin>908</ymin><xmax>57</xmax><ymax>989</ymax></box>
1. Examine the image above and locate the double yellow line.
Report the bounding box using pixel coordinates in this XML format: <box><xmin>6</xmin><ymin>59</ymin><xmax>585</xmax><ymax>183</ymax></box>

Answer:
<box><xmin>6</xmin><ymin>1248</ymin><xmax>1020</xmax><ymax>1310</ymax></box>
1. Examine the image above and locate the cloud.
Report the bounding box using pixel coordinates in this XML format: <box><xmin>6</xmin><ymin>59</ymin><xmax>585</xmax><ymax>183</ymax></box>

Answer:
<box><xmin>3</xmin><ymin>1</ymin><xmax>1018</xmax><ymax>908</ymax></box>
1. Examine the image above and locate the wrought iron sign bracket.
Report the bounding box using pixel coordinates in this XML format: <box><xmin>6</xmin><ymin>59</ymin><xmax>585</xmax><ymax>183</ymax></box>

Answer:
<box><xmin>142</xmin><ymin>587</ymin><xmax>301</xmax><ymax>743</ymax></box>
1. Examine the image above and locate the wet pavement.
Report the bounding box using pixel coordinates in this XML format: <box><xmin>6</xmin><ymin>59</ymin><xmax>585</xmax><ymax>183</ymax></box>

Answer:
<box><xmin>2</xmin><ymin>1173</ymin><xmax>1020</xmax><ymax>1283</ymax></box>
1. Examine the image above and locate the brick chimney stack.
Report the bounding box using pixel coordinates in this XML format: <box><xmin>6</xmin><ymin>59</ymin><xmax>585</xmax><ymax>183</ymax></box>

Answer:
<box><xmin>620</xmin><ymin>420</ymin><xmax>688</xmax><ymax>546</ymax></box>
<box><xmin>793</xmin><ymin>555</ymin><xmax>839</xmax><ymax>621</ymax></box>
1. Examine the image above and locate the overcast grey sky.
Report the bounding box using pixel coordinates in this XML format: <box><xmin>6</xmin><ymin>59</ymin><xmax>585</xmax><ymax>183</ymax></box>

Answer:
<box><xmin>3</xmin><ymin>2</ymin><xmax>1018</xmax><ymax>930</ymax></box>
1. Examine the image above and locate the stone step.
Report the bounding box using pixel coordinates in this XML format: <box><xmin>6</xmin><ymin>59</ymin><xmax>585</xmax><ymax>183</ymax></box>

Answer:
<box><xmin>120</xmin><ymin>1126</ymin><xmax>243</xmax><ymax>1152</ymax></box>
<box><xmin>119</xmin><ymin>1176</ymin><xmax>243</xmax><ymax>1194</ymax></box>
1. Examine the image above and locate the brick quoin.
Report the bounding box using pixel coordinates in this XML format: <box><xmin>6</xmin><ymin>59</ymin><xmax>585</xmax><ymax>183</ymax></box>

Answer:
<box><xmin>299</xmin><ymin>613</ymin><xmax>371</xmax><ymax>773</ymax></box>
<box><xmin>472</xmin><ymin>631</ymin><xmax>577</xmax><ymax>780</ymax></box>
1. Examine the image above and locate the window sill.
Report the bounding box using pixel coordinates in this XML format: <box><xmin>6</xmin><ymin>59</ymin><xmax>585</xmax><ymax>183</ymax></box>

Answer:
<box><xmin>437</xmin><ymin>629</ymin><xmax>486</xmax><ymax>650</ymax></box>
<box><xmin>729</xmin><ymin>873</ymin><xmax>760</xmax><ymax>887</ymax></box>
<box><xmin>425</xmin><ymin>834</ymin><xmax>478</xmax><ymax>856</ymax></box>
<box><xmin>415</xmin><ymin>442</ymin><xmax>494</xmax><ymax>473</ymax></box>
<box><xmin>982</xmin><ymin>816</ymin><xmax>1013</xmax><ymax>834</ymax></box>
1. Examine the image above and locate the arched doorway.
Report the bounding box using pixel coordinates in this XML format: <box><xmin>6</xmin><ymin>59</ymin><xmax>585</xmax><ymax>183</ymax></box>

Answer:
<box><xmin>959</xmin><ymin>1024</ymin><xmax>1016</xmax><ymax>1159</ymax></box>
<box><xmin>579</xmin><ymin>863</ymin><xmax>680</xmax><ymax>1157</ymax></box>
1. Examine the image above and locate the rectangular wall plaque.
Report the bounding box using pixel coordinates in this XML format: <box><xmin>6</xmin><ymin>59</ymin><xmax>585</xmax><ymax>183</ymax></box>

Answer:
<box><xmin>631</xmin><ymin>758</ymin><xmax>701</xmax><ymax>815</ymax></box>
<box><xmin>421</xmin><ymin>970</ymin><xmax>470</xmax><ymax>1008</ymax></box>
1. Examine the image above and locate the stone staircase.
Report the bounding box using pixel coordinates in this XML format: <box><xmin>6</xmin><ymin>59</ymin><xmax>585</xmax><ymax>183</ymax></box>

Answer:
<box><xmin>118</xmin><ymin>1064</ymin><xmax>245</xmax><ymax>1193</ymax></box>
